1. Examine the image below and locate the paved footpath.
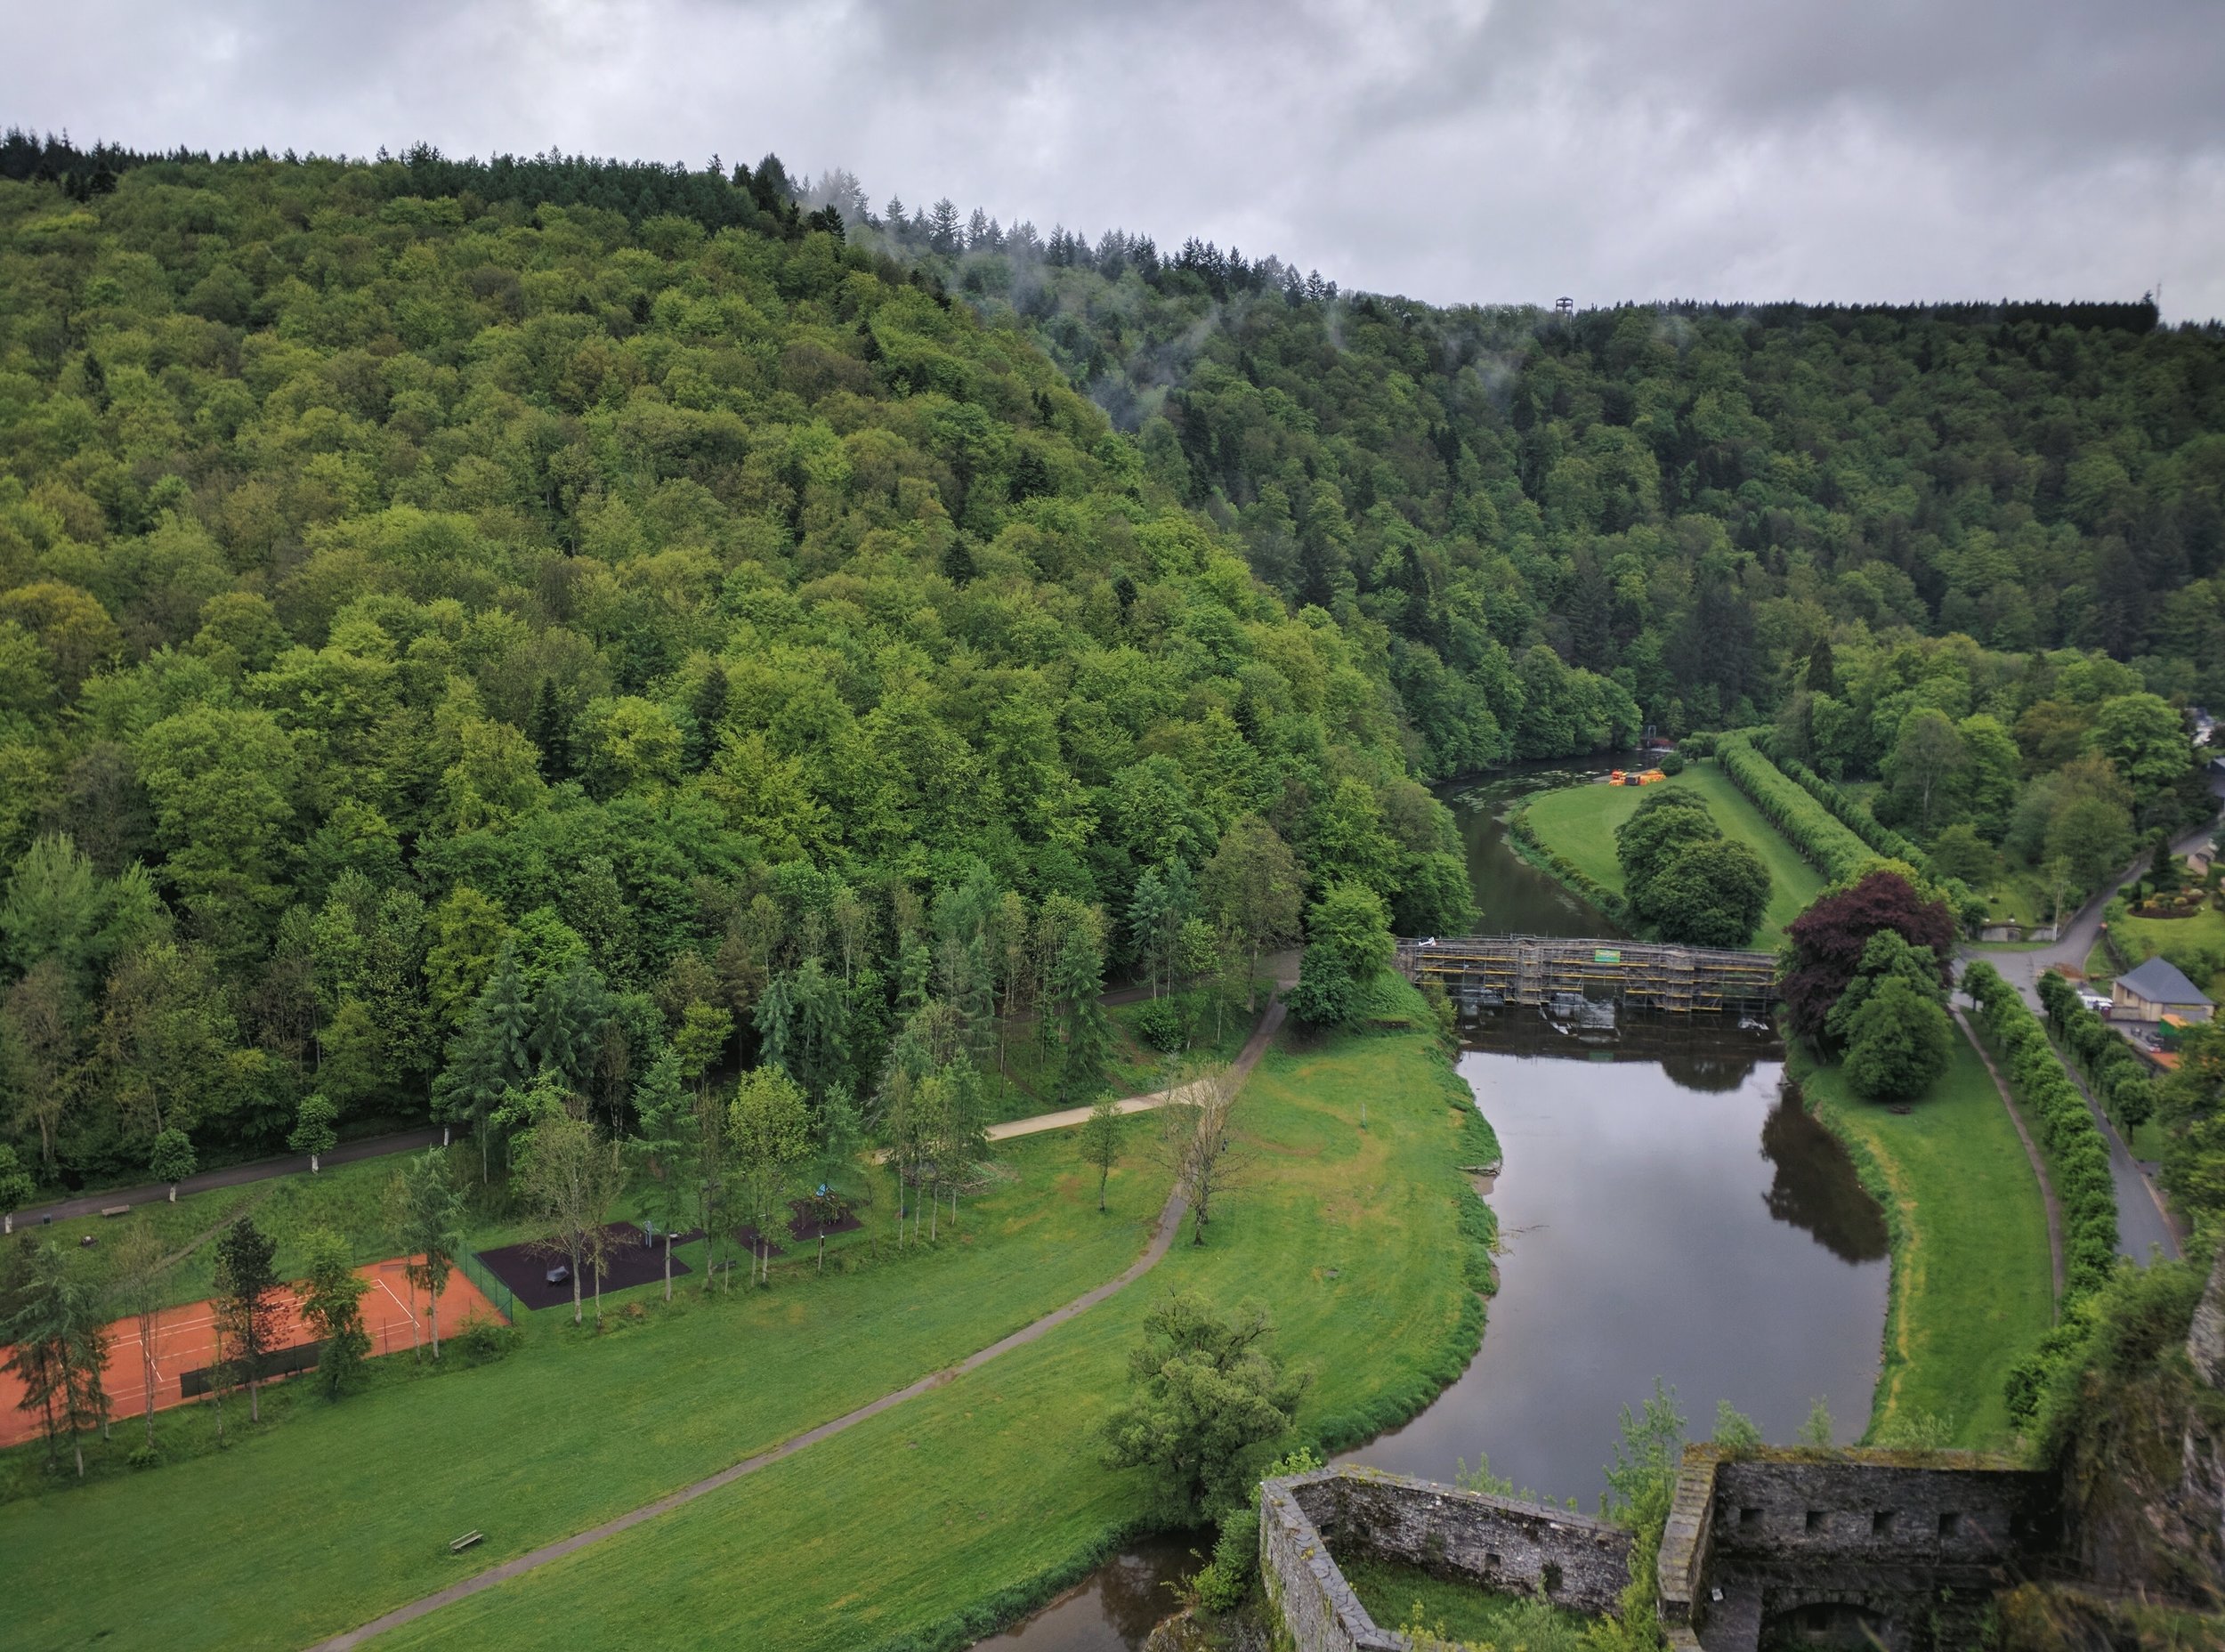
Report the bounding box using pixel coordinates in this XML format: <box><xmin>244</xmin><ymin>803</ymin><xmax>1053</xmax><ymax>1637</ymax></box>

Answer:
<box><xmin>11</xmin><ymin>966</ymin><xmax>1305</xmax><ymax>1232</ymax></box>
<box><xmin>987</xmin><ymin>995</ymin><xmax>1290</xmax><ymax>1144</ymax></box>
<box><xmin>313</xmin><ymin>996</ymin><xmax>1288</xmax><ymax>1649</ymax></box>
<box><xmin>8</xmin><ymin>1126</ymin><xmax>446</xmax><ymax>1231</ymax></box>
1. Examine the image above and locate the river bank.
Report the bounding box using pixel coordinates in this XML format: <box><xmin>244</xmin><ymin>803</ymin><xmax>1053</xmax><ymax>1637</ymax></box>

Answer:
<box><xmin>1793</xmin><ymin>1044</ymin><xmax>2054</xmax><ymax>1452</ymax></box>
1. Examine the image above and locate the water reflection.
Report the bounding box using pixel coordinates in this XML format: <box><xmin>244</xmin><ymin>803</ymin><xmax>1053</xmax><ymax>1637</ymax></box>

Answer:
<box><xmin>1339</xmin><ymin>1009</ymin><xmax>1888</xmax><ymax>1505</ymax></box>
<box><xmin>1760</xmin><ymin>1091</ymin><xmax>1890</xmax><ymax>1265</ymax></box>
<box><xmin>975</xmin><ymin>1532</ymin><xmax>1201</xmax><ymax>1652</ymax></box>
<box><xmin>1443</xmin><ymin>764</ymin><xmax>1630</xmax><ymax>941</ymax></box>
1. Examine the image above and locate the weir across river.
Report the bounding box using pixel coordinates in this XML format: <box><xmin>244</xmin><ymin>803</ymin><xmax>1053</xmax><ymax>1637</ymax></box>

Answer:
<box><xmin>1396</xmin><ymin>934</ymin><xmax>1779</xmax><ymax>1014</ymax></box>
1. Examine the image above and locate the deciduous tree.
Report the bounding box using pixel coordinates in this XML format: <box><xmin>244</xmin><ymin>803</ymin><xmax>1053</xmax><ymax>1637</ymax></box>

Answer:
<box><xmin>1081</xmin><ymin>1097</ymin><xmax>1125</xmax><ymax>1212</ymax></box>
<box><xmin>1100</xmin><ymin>1292</ymin><xmax>1308</xmax><ymax>1519</ymax></box>
<box><xmin>298</xmin><ymin>1228</ymin><xmax>371</xmax><ymax>1397</ymax></box>
<box><xmin>213</xmin><ymin>1216</ymin><xmax>282</xmax><ymax>1425</ymax></box>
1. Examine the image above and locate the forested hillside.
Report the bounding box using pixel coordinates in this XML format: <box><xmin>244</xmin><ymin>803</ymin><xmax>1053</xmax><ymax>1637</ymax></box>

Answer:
<box><xmin>854</xmin><ymin>198</ymin><xmax>2225</xmax><ymax>778</ymax></box>
<box><xmin>0</xmin><ymin>150</ymin><xmax>1474</xmax><ymax>1188</ymax></box>
<box><xmin>1</xmin><ymin>140</ymin><xmax>2221</xmax><ymax>1195</ymax></box>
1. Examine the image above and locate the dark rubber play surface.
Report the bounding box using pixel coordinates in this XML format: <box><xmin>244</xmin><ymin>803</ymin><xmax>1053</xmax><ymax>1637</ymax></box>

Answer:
<box><xmin>788</xmin><ymin>1199</ymin><xmax>863</xmax><ymax>1240</ymax></box>
<box><xmin>475</xmin><ymin>1223</ymin><xmax>692</xmax><ymax>1310</ymax></box>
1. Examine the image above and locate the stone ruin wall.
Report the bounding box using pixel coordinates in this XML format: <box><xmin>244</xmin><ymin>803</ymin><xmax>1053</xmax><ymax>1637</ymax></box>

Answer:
<box><xmin>1265</xmin><ymin>1454</ymin><xmax>2053</xmax><ymax>1652</ymax></box>
<box><xmin>1260</xmin><ymin>1467</ymin><xmax>1633</xmax><ymax>1651</ymax></box>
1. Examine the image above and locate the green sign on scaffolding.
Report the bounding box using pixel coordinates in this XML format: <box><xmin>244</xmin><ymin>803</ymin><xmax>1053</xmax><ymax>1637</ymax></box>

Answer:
<box><xmin>1594</xmin><ymin>949</ymin><xmax>1622</xmax><ymax>964</ymax></box>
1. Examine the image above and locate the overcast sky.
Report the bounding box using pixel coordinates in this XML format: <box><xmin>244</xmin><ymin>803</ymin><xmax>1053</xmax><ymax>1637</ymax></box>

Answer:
<box><xmin>8</xmin><ymin>0</ymin><xmax>2223</xmax><ymax>319</ymax></box>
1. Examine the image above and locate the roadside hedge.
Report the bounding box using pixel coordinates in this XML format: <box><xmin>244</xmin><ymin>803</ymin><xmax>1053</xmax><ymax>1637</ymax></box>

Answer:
<box><xmin>1962</xmin><ymin>961</ymin><xmax>2119</xmax><ymax>1299</ymax></box>
<box><xmin>1749</xmin><ymin>732</ymin><xmax>1929</xmax><ymax>867</ymax></box>
<box><xmin>1727</xmin><ymin>734</ymin><xmax>1985</xmax><ymax>931</ymax></box>
<box><xmin>1715</xmin><ymin>734</ymin><xmax>1883</xmax><ymax>885</ymax></box>
<box><xmin>2035</xmin><ymin>970</ymin><xmax>2157</xmax><ymax>1130</ymax></box>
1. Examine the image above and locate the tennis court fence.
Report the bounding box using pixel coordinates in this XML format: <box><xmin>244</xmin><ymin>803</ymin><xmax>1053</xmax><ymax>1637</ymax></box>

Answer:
<box><xmin>457</xmin><ymin>1249</ymin><xmax>518</xmax><ymax>1320</ymax></box>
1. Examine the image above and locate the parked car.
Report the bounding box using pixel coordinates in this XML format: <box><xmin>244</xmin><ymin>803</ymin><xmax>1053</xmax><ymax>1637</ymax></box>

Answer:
<box><xmin>2078</xmin><ymin>991</ymin><xmax>2113</xmax><ymax>1015</ymax></box>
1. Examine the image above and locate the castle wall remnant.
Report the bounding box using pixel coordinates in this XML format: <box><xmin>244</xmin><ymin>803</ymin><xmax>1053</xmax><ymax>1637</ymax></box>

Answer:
<box><xmin>1265</xmin><ymin>1453</ymin><xmax>2053</xmax><ymax>1652</ymax></box>
<box><xmin>1663</xmin><ymin>1448</ymin><xmax>2055</xmax><ymax>1652</ymax></box>
<box><xmin>1259</xmin><ymin>1467</ymin><xmax>1632</xmax><ymax>1651</ymax></box>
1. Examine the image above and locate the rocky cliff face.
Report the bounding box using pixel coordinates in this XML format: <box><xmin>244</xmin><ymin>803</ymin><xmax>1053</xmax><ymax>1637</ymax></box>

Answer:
<box><xmin>2067</xmin><ymin>1250</ymin><xmax>2225</xmax><ymax>1599</ymax></box>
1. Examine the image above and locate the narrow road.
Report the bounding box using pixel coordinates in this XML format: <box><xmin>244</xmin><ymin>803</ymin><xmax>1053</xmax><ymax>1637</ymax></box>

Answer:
<box><xmin>1972</xmin><ymin>790</ymin><xmax>2222</xmax><ymax>1015</ymax></box>
<box><xmin>312</xmin><ymin>1163</ymin><xmax>1211</xmax><ymax>1648</ymax></box>
<box><xmin>1958</xmin><ymin>781</ymin><xmax>2219</xmax><ymax>1270</ymax></box>
<box><xmin>1952</xmin><ymin>1008</ymin><xmax>2065</xmax><ymax>1315</ymax></box>
<box><xmin>7</xmin><ymin>1126</ymin><xmax>446</xmax><ymax>1230</ymax></box>
<box><xmin>2044</xmin><ymin>1032</ymin><xmax>2183</xmax><ymax>1262</ymax></box>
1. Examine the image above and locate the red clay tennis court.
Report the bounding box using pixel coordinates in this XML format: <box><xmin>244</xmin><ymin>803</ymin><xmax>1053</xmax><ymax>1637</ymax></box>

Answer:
<box><xmin>0</xmin><ymin>1255</ymin><xmax>505</xmax><ymax>1448</ymax></box>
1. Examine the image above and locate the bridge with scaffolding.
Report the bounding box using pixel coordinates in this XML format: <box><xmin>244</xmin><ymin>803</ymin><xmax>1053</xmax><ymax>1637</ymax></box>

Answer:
<box><xmin>1396</xmin><ymin>935</ymin><xmax>1779</xmax><ymax>1016</ymax></box>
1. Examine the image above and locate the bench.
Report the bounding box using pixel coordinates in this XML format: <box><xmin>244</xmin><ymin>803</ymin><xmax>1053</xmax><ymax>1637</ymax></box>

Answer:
<box><xmin>449</xmin><ymin>1530</ymin><xmax>483</xmax><ymax>1555</ymax></box>
<box><xmin>101</xmin><ymin>1205</ymin><xmax>131</xmax><ymax>1218</ymax></box>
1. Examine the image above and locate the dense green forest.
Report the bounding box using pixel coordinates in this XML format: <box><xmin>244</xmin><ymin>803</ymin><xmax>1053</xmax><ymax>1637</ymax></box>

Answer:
<box><xmin>0</xmin><ymin>136</ymin><xmax>2221</xmax><ymax>1194</ymax></box>
<box><xmin>0</xmin><ymin>143</ymin><xmax>1479</xmax><ymax>1189</ymax></box>
<box><xmin>854</xmin><ymin>190</ymin><xmax>2225</xmax><ymax>777</ymax></box>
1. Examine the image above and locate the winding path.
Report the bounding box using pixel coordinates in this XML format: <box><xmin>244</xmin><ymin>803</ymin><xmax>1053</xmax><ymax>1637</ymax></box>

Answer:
<box><xmin>312</xmin><ymin>999</ymin><xmax>1286</xmax><ymax>1649</ymax></box>
<box><xmin>1951</xmin><ymin>1007</ymin><xmax>2066</xmax><ymax>1315</ymax></box>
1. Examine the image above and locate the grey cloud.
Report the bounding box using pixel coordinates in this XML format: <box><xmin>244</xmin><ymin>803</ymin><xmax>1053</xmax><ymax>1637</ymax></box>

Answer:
<box><xmin>4</xmin><ymin>0</ymin><xmax>2221</xmax><ymax>317</ymax></box>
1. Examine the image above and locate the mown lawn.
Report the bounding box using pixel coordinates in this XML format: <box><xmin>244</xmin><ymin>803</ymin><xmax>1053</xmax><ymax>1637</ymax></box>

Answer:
<box><xmin>1522</xmin><ymin>761</ymin><xmax>1824</xmax><ymax>948</ymax></box>
<box><xmin>376</xmin><ymin>1007</ymin><xmax>1488</xmax><ymax>1652</ymax></box>
<box><xmin>8</xmin><ymin>992</ymin><xmax>1492</xmax><ymax>1652</ymax></box>
<box><xmin>2107</xmin><ymin>905</ymin><xmax>2225</xmax><ymax>1000</ymax></box>
<box><xmin>1341</xmin><ymin>1555</ymin><xmax>1585</xmax><ymax>1648</ymax></box>
<box><xmin>0</xmin><ymin>1127</ymin><xmax>1173</xmax><ymax>1648</ymax></box>
<box><xmin>1800</xmin><ymin>1038</ymin><xmax>2054</xmax><ymax>1451</ymax></box>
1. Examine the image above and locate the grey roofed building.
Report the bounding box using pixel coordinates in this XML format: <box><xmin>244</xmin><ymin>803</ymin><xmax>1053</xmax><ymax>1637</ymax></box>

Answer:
<box><xmin>2113</xmin><ymin>955</ymin><xmax>2215</xmax><ymax>1022</ymax></box>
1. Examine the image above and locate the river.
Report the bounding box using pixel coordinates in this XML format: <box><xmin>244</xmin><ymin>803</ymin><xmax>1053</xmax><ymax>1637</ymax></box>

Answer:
<box><xmin>981</xmin><ymin>760</ymin><xmax>1889</xmax><ymax>1646</ymax></box>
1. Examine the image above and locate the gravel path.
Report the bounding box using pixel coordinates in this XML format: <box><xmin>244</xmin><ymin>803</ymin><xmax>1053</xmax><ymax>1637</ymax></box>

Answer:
<box><xmin>310</xmin><ymin>1180</ymin><xmax>1195</xmax><ymax>1650</ymax></box>
<box><xmin>311</xmin><ymin>995</ymin><xmax>1289</xmax><ymax>1649</ymax></box>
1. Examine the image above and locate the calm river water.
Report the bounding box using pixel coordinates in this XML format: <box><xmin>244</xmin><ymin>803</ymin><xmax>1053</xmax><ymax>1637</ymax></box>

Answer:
<box><xmin>982</xmin><ymin>761</ymin><xmax>1890</xmax><ymax>1646</ymax></box>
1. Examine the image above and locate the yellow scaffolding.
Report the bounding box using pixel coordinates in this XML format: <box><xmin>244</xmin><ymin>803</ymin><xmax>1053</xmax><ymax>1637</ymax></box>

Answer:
<box><xmin>1396</xmin><ymin>935</ymin><xmax>1777</xmax><ymax>1014</ymax></box>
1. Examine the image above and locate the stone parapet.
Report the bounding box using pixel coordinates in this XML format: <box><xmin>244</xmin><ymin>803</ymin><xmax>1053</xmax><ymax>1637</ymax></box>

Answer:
<box><xmin>1259</xmin><ymin>1467</ymin><xmax>1635</xmax><ymax>1650</ymax></box>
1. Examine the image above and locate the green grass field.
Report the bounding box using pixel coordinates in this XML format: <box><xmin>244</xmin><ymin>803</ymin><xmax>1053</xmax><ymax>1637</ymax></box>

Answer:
<box><xmin>1341</xmin><ymin>1556</ymin><xmax>1585</xmax><ymax>1650</ymax></box>
<box><xmin>1521</xmin><ymin>761</ymin><xmax>1824</xmax><ymax>949</ymax></box>
<box><xmin>4</xmin><ymin>992</ymin><xmax>1493</xmax><ymax>1652</ymax></box>
<box><xmin>1799</xmin><ymin>1038</ymin><xmax>2054</xmax><ymax>1451</ymax></box>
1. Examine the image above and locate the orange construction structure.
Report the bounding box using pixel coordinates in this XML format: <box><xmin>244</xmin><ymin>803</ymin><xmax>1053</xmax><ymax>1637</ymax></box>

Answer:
<box><xmin>1608</xmin><ymin>768</ymin><xmax>1668</xmax><ymax>786</ymax></box>
<box><xmin>0</xmin><ymin>1254</ymin><xmax>504</xmax><ymax>1448</ymax></box>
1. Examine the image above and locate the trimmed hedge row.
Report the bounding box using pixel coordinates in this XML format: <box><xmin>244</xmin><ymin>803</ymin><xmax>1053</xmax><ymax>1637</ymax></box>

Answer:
<box><xmin>1962</xmin><ymin>961</ymin><xmax>2119</xmax><ymax>1298</ymax></box>
<box><xmin>1749</xmin><ymin>732</ymin><xmax>1928</xmax><ymax>865</ymax></box>
<box><xmin>2035</xmin><ymin>971</ymin><xmax>2157</xmax><ymax>1130</ymax></box>
<box><xmin>1714</xmin><ymin>734</ymin><xmax>1884</xmax><ymax>885</ymax></box>
<box><xmin>1504</xmin><ymin>801</ymin><xmax>1632</xmax><ymax>927</ymax></box>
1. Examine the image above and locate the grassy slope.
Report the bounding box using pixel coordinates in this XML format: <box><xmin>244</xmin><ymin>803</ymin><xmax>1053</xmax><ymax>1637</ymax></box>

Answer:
<box><xmin>376</xmin><ymin>1003</ymin><xmax>1490</xmax><ymax>1652</ymax></box>
<box><xmin>1</xmin><ymin>1130</ymin><xmax>1173</xmax><ymax>1648</ymax></box>
<box><xmin>1521</xmin><ymin>762</ymin><xmax>1824</xmax><ymax>949</ymax></box>
<box><xmin>1800</xmin><ymin>1040</ymin><xmax>2053</xmax><ymax>1451</ymax></box>
<box><xmin>9</xmin><ymin>998</ymin><xmax>1490</xmax><ymax>1652</ymax></box>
